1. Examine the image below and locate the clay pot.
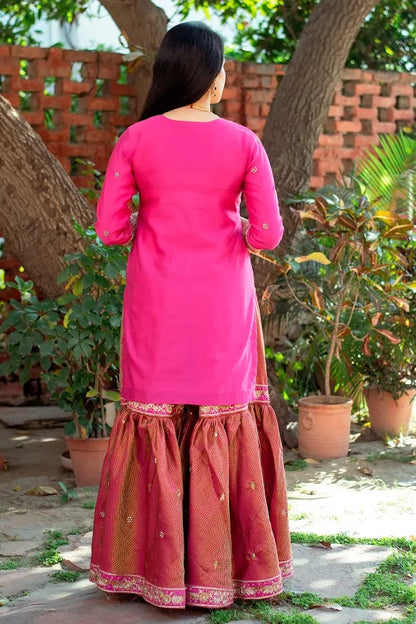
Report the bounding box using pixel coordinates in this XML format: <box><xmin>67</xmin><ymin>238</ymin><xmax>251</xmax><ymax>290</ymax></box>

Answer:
<box><xmin>61</xmin><ymin>450</ymin><xmax>73</xmax><ymax>471</ymax></box>
<box><xmin>364</xmin><ymin>387</ymin><xmax>416</xmax><ymax>438</ymax></box>
<box><xmin>298</xmin><ymin>395</ymin><xmax>352</xmax><ymax>461</ymax></box>
<box><xmin>65</xmin><ymin>436</ymin><xmax>109</xmax><ymax>487</ymax></box>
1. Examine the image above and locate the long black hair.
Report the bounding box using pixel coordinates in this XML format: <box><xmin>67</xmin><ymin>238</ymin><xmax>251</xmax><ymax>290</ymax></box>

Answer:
<box><xmin>139</xmin><ymin>22</ymin><xmax>224</xmax><ymax>121</ymax></box>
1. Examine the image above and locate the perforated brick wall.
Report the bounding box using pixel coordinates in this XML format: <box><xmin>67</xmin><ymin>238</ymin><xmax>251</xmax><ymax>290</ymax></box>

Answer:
<box><xmin>0</xmin><ymin>45</ymin><xmax>415</xmax><ymax>299</ymax></box>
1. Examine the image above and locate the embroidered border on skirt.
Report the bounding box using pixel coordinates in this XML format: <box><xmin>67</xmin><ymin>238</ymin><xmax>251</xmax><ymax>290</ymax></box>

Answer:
<box><xmin>89</xmin><ymin>561</ymin><xmax>293</xmax><ymax>609</ymax></box>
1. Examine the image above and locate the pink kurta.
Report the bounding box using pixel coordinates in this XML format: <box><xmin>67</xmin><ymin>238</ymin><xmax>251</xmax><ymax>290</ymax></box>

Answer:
<box><xmin>95</xmin><ymin>114</ymin><xmax>283</xmax><ymax>405</ymax></box>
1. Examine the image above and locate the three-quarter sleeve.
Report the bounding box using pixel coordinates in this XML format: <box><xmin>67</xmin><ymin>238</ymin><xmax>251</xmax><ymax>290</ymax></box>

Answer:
<box><xmin>95</xmin><ymin>128</ymin><xmax>137</xmax><ymax>246</ymax></box>
<box><xmin>241</xmin><ymin>133</ymin><xmax>284</xmax><ymax>251</ymax></box>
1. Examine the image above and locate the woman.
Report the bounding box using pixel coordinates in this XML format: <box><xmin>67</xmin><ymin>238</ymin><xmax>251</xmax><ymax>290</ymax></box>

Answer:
<box><xmin>89</xmin><ymin>21</ymin><xmax>292</xmax><ymax>610</ymax></box>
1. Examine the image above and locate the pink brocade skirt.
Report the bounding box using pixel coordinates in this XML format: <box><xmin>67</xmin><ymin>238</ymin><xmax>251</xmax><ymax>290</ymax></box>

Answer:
<box><xmin>89</xmin><ymin>304</ymin><xmax>293</xmax><ymax>609</ymax></box>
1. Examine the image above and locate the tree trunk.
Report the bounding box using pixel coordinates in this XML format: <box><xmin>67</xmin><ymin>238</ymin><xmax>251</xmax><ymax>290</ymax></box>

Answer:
<box><xmin>263</xmin><ymin>0</ymin><xmax>379</xmax><ymax>253</ymax></box>
<box><xmin>100</xmin><ymin>0</ymin><xmax>168</xmax><ymax>116</ymax></box>
<box><xmin>0</xmin><ymin>96</ymin><xmax>93</xmax><ymax>298</ymax></box>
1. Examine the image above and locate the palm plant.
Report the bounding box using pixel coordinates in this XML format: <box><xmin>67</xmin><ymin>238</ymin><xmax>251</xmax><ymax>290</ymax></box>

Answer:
<box><xmin>358</xmin><ymin>131</ymin><xmax>416</xmax><ymax>219</ymax></box>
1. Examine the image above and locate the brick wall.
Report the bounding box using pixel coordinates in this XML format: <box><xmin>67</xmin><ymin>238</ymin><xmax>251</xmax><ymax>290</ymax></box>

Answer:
<box><xmin>1</xmin><ymin>45</ymin><xmax>415</xmax><ymax>190</ymax></box>
<box><xmin>0</xmin><ymin>45</ymin><xmax>415</xmax><ymax>296</ymax></box>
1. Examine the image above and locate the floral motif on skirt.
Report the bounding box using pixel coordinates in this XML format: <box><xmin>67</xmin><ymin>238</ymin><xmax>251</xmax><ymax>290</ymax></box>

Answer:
<box><xmin>89</xmin><ymin>298</ymin><xmax>293</xmax><ymax>609</ymax></box>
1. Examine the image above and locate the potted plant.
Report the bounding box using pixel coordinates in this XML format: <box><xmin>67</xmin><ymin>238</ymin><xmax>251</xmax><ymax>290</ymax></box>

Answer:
<box><xmin>0</xmin><ymin>222</ymin><xmax>128</xmax><ymax>486</ymax></box>
<box><xmin>349</xmin><ymin>131</ymin><xmax>416</xmax><ymax>437</ymax></box>
<box><xmin>260</xmin><ymin>177</ymin><xmax>413</xmax><ymax>460</ymax></box>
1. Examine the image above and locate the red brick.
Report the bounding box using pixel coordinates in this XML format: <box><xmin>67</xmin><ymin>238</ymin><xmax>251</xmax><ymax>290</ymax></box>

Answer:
<box><xmin>224</xmin><ymin>60</ymin><xmax>235</xmax><ymax>71</ymax></box>
<box><xmin>48</xmin><ymin>47</ymin><xmax>64</xmax><ymax>61</ymax></box>
<box><xmin>96</xmin><ymin>65</ymin><xmax>120</xmax><ymax>80</ymax></box>
<box><xmin>333</xmin><ymin>95</ymin><xmax>360</xmax><ymax>106</ymax></box>
<box><xmin>355</xmin><ymin>83</ymin><xmax>380</xmax><ymax>95</ymax></box>
<box><xmin>0</xmin><ymin>57</ymin><xmax>19</xmax><ymax>74</ymax></box>
<box><xmin>223</xmin><ymin>100</ymin><xmax>241</xmax><ymax>115</ymax></box>
<box><xmin>110</xmin><ymin>82</ymin><xmax>136</xmax><ymax>96</ymax></box>
<box><xmin>61</xmin><ymin>112</ymin><xmax>94</xmax><ymax>126</ymax></box>
<box><xmin>0</xmin><ymin>46</ymin><xmax>10</xmax><ymax>57</ymax></box>
<box><xmin>245</xmin><ymin>89</ymin><xmax>273</xmax><ymax>103</ymax></box>
<box><xmin>373</xmin><ymin>121</ymin><xmax>396</xmax><ymax>133</ymax></box>
<box><xmin>65</xmin><ymin>50</ymin><xmax>98</xmax><ymax>63</ymax></box>
<box><xmin>373</xmin><ymin>96</ymin><xmax>395</xmax><ymax>107</ymax></box>
<box><xmin>335</xmin><ymin>120</ymin><xmax>362</xmax><ymax>133</ymax></box>
<box><xmin>41</xmin><ymin>94</ymin><xmax>72</xmax><ymax>109</ymax></box>
<box><xmin>86</xmin><ymin>97</ymin><xmax>120</xmax><ymax>111</ymax></box>
<box><xmin>354</xmin><ymin>135</ymin><xmax>379</xmax><ymax>147</ymax></box>
<box><xmin>389</xmin><ymin>108</ymin><xmax>414</xmax><ymax>121</ymax></box>
<box><xmin>246</xmin><ymin>117</ymin><xmax>266</xmax><ymax>132</ymax></box>
<box><xmin>310</xmin><ymin>175</ymin><xmax>325</xmax><ymax>189</ymax></box>
<box><xmin>21</xmin><ymin>111</ymin><xmax>44</xmax><ymax>125</ymax></box>
<box><xmin>318</xmin><ymin>134</ymin><xmax>343</xmax><ymax>147</ymax></box>
<box><xmin>260</xmin><ymin>103</ymin><xmax>271</xmax><ymax>117</ymax></box>
<box><xmin>37</xmin><ymin>128</ymin><xmax>69</xmax><ymax>142</ymax></box>
<box><xmin>338</xmin><ymin>148</ymin><xmax>360</xmax><ymax>159</ymax></box>
<box><xmin>84</xmin><ymin>128</ymin><xmax>118</xmax><ymax>143</ymax></box>
<box><xmin>12</xmin><ymin>78</ymin><xmax>44</xmax><ymax>92</ymax></box>
<box><xmin>57</xmin><ymin>79</ymin><xmax>94</xmax><ymax>94</ymax></box>
<box><xmin>355</xmin><ymin>107</ymin><xmax>378</xmax><ymax>119</ymax></box>
<box><xmin>242</xmin><ymin>76</ymin><xmax>260</xmax><ymax>88</ymax></box>
<box><xmin>391</xmin><ymin>84</ymin><xmax>413</xmax><ymax>97</ymax></box>
<box><xmin>317</xmin><ymin>158</ymin><xmax>342</xmax><ymax>174</ymax></box>
<box><xmin>245</xmin><ymin>102</ymin><xmax>261</xmax><ymax>117</ymax></box>
<box><xmin>30</xmin><ymin>59</ymin><xmax>71</xmax><ymax>78</ymax></box>
<box><xmin>222</xmin><ymin>86</ymin><xmax>239</xmax><ymax>99</ymax></box>
<box><xmin>328</xmin><ymin>105</ymin><xmax>343</xmax><ymax>117</ymax></box>
<box><xmin>98</xmin><ymin>51</ymin><xmax>122</xmax><ymax>64</ymax></box>
<box><xmin>10</xmin><ymin>45</ymin><xmax>46</xmax><ymax>59</ymax></box>
<box><xmin>341</xmin><ymin>68</ymin><xmax>363</xmax><ymax>80</ymax></box>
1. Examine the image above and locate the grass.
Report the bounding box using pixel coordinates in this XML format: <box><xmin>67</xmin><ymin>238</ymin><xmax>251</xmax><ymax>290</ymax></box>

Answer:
<box><xmin>0</xmin><ymin>560</ymin><xmax>20</xmax><ymax>570</ymax></box>
<box><xmin>82</xmin><ymin>501</ymin><xmax>96</xmax><ymax>509</ymax></box>
<box><xmin>284</xmin><ymin>459</ymin><xmax>308</xmax><ymax>472</ymax></box>
<box><xmin>50</xmin><ymin>570</ymin><xmax>81</xmax><ymax>583</ymax></box>
<box><xmin>37</xmin><ymin>530</ymin><xmax>68</xmax><ymax>566</ymax></box>
<box><xmin>366</xmin><ymin>449</ymin><xmax>416</xmax><ymax>463</ymax></box>
<box><xmin>210</xmin><ymin>602</ymin><xmax>318</xmax><ymax>623</ymax></box>
<box><xmin>209</xmin><ymin>533</ymin><xmax>416</xmax><ymax>624</ymax></box>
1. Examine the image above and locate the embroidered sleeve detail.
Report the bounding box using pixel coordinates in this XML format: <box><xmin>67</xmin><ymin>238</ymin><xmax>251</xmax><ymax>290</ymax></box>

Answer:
<box><xmin>241</xmin><ymin>133</ymin><xmax>284</xmax><ymax>250</ymax></box>
<box><xmin>95</xmin><ymin>128</ymin><xmax>138</xmax><ymax>246</ymax></box>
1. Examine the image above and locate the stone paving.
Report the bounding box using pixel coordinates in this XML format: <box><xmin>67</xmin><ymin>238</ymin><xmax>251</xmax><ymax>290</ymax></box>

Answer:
<box><xmin>0</xmin><ymin>408</ymin><xmax>414</xmax><ymax>623</ymax></box>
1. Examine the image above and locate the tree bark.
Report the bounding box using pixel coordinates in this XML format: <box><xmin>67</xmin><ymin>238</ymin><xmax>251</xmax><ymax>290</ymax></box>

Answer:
<box><xmin>99</xmin><ymin>0</ymin><xmax>168</xmax><ymax>116</ymax></box>
<box><xmin>0</xmin><ymin>96</ymin><xmax>93</xmax><ymax>298</ymax></box>
<box><xmin>263</xmin><ymin>0</ymin><xmax>379</xmax><ymax>253</ymax></box>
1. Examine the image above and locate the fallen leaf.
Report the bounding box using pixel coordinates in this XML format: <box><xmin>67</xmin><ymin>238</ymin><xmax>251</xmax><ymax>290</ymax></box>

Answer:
<box><xmin>309</xmin><ymin>541</ymin><xmax>332</xmax><ymax>550</ymax></box>
<box><xmin>13</xmin><ymin>484</ymin><xmax>22</xmax><ymax>491</ymax></box>
<box><xmin>358</xmin><ymin>465</ymin><xmax>374</xmax><ymax>477</ymax></box>
<box><xmin>410</xmin><ymin>460</ymin><xmax>416</xmax><ymax>465</ymax></box>
<box><xmin>309</xmin><ymin>602</ymin><xmax>342</xmax><ymax>611</ymax></box>
<box><xmin>60</xmin><ymin>558</ymin><xmax>89</xmax><ymax>572</ymax></box>
<box><xmin>304</xmin><ymin>458</ymin><xmax>320</xmax><ymax>464</ymax></box>
<box><xmin>15</xmin><ymin>442</ymin><xmax>25</xmax><ymax>449</ymax></box>
<box><xmin>25</xmin><ymin>486</ymin><xmax>59</xmax><ymax>496</ymax></box>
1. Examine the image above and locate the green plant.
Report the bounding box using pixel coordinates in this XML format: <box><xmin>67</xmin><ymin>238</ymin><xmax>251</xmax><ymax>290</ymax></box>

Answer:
<box><xmin>358</xmin><ymin>132</ymin><xmax>416</xmax><ymax>219</ymax></box>
<box><xmin>0</xmin><ymin>560</ymin><xmax>20</xmax><ymax>570</ymax></box>
<box><xmin>50</xmin><ymin>570</ymin><xmax>81</xmax><ymax>583</ymax></box>
<box><xmin>263</xmin><ymin>175</ymin><xmax>414</xmax><ymax>401</ymax></box>
<box><xmin>0</xmin><ymin>221</ymin><xmax>128</xmax><ymax>438</ymax></box>
<box><xmin>82</xmin><ymin>501</ymin><xmax>96</xmax><ymax>509</ymax></box>
<box><xmin>58</xmin><ymin>481</ymin><xmax>78</xmax><ymax>503</ymax></box>
<box><xmin>38</xmin><ymin>530</ymin><xmax>68</xmax><ymax>566</ymax></box>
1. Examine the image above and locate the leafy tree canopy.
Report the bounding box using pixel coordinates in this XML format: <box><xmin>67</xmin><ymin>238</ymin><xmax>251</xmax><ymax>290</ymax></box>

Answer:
<box><xmin>0</xmin><ymin>0</ymin><xmax>415</xmax><ymax>72</ymax></box>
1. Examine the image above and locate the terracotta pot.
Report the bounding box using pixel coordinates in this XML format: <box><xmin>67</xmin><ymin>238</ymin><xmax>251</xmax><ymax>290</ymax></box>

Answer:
<box><xmin>61</xmin><ymin>450</ymin><xmax>73</xmax><ymax>472</ymax></box>
<box><xmin>65</xmin><ymin>436</ymin><xmax>109</xmax><ymax>487</ymax></box>
<box><xmin>364</xmin><ymin>387</ymin><xmax>416</xmax><ymax>437</ymax></box>
<box><xmin>298</xmin><ymin>395</ymin><xmax>352</xmax><ymax>461</ymax></box>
